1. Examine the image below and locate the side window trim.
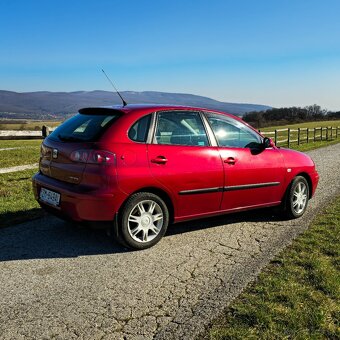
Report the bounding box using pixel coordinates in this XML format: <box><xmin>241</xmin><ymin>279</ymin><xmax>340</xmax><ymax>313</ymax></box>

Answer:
<box><xmin>146</xmin><ymin>112</ymin><xmax>157</xmax><ymax>144</ymax></box>
<box><xmin>151</xmin><ymin>110</ymin><xmax>162</xmax><ymax>145</ymax></box>
<box><xmin>200</xmin><ymin>111</ymin><xmax>218</xmax><ymax>147</ymax></box>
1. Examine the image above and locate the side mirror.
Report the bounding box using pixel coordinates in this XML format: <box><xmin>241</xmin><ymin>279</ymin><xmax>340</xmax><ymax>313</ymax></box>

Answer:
<box><xmin>263</xmin><ymin>137</ymin><xmax>274</xmax><ymax>148</ymax></box>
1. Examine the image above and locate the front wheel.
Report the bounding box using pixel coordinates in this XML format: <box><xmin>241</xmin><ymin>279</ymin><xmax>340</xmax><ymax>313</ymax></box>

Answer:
<box><xmin>283</xmin><ymin>176</ymin><xmax>309</xmax><ymax>219</ymax></box>
<box><xmin>119</xmin><ymin>192</ymin><xmax>169</xmax><ymax>250</ymax></box>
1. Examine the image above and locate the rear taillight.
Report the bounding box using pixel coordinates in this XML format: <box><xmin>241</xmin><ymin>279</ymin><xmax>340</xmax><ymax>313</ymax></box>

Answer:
<box><xmin>90</xmin><ymin>150</ymin><xmax>116</xmax><ymax>164</ymax></box>
<box><xmin>40</xmin><ymin>144</ymin><xmax>47</xmax><ymax>157</ymax></box>
<box><xmin>70</xmin><ymin>149</ymin><xmax>116</xmax><ymax>165</ymax></box>
<box><xmin>70</xmin><ymin>149</ymin><xmax>89</xmax><ymax>163</ymax></box>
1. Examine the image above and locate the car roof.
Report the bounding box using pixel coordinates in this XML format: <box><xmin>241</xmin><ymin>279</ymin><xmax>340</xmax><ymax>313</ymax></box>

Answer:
<box><xmin>78</xmin><ymin>104</ymin><xmax>259</xmax><ymax>135</ymax></box>
<box><xmin>79</xmin><ymin>103</ymin><xmax>234</xmax><ymax>117</ymax></box>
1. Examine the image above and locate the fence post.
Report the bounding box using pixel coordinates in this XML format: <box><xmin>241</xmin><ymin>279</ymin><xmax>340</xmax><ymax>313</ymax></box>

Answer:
<box><xmin>321</xmin><ymin>128</ymin><xmax>323</xmax><ymax>141</ymax></box>
<box><xmin>326</xmin><ymin>127</ymin><xmax>329</xmax><ymax>141</ymax></box>
<box><xmin>297</xmin><ymin>128</ymin><xmax>300</xmax><ymax>145</ymax></box>
<box><xmin>42</xmin><ymin>125</ymin><xmax>50</xmax><ymax>138</ymax></box>
<box><xmin>287</xmin><ymin>128</ymin><xmax>290</xmax><ymax>148</ymax></box>
<box><xmin>274</xmin><ymin>129</ymin><xmax>277</xmax><ymax>146</ymax></box>
<box><xmin>307</xmin><ymin>128</ymin><xmax>309</xmax><ymax>143</ymax></box>
<box><xmin>313</xmin><ymin>128</ymin><xmax>316</xmax><ymax>142</ymax></box>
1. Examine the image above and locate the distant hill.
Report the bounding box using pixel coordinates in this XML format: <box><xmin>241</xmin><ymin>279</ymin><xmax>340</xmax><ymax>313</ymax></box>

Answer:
<box><xmin>0</xmin><ymin>90</ymin><xmax>271</xmax><ymax>120</ymax></box>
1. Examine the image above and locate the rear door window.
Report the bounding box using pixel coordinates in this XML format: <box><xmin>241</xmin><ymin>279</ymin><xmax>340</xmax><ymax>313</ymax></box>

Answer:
<box><xmin>49</xmin><ymin>113</ymin><xmax>121</xmax><ymax>142</ymax></box>
<box><xmin>154</xmin><ymin>111</ymin><xmax>209</xmax><ymax>146</ymax></box>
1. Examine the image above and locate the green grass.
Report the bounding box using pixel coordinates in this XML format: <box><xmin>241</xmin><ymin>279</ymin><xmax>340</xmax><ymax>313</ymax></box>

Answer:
<box><xmin>0</xmin><ymin>168</ymin><xmax>44</xmax><ymax>228</ymax></box>
<box><xmin>260</xmin><ymin>120</ymin><xmax>340</xmax><ymax>131</ymax></box>
<box><xmin>291</xmin><ymin>139</ymin><xmax>340</xmax><ymax>152</ymax></box>
<box><xmin>0</xmin><ymin>121</ymin><xmax>60</xmax><ymax>130</ymax></box>
<box><xmin>0</xmin><ymin>139</ymin><xmax>42</xmax><ymax>149</ymax></box>
<box><xmin>0</xmin><ymin>140</ymin><xmax>41</xmax><ymax>167</ymax></box>
<box><xmin>208</xmin><ymin>195</ymin><xmax>340</xmax><ymax>340</ymax></box>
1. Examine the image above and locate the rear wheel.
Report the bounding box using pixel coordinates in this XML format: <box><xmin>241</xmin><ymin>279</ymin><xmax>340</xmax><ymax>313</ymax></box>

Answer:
<box><xmin>119</xmin><ymin>192</ymin><xmax>169</xmax><ymax>250</ymax></box>
<box><xmin>283</xmin><ymin>176</ymin><xmax>309</xmax><ymax>219</ymax></box>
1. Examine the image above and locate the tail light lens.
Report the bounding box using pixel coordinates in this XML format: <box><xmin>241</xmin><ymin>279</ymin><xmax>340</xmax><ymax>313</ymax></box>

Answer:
<box><xmin>70</xmin><ymin>149</ymin><xmax>116</xmax><ymax>165</ymax></box>
<box><xmin>40</xmin><ymin>144</ymin><xmax>47</xmax><ymax>157</ymax></box>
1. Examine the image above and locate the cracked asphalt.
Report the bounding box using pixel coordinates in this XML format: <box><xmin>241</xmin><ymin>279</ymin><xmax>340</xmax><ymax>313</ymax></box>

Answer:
<box><xmin>0</xmin><ymin>143</ymin><xmax>339</xmax><ymax>340</ymax></box>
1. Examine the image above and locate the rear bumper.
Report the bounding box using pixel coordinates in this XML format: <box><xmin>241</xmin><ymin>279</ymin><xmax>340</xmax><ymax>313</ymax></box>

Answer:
<box><xmin>32</xmin><ymin>172</ymin><xmax>127</xmax><ymax>222</ymax></box>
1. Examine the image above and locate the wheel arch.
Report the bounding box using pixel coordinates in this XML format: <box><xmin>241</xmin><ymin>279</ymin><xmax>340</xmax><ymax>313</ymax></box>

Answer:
<box><xmin>119</xmin><ymin>187</ymin><xmax>175</xmax><ymax>225</ymax></box>
<box><xmin>281</xmin><ymin>172</ymin><xmax>313</xmax><ymax>209</ymax></box>
<box><xmin>295</xmin><ymin>172</ymin><xmax>313</xmax><ymax>199</ymax></box>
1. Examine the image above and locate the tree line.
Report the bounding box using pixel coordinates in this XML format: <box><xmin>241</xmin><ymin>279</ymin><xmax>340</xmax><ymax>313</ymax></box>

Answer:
<box><xmin>243</xmin><ymin>105</ymin><xmax>340</xmax><ymax>128</ymax></box>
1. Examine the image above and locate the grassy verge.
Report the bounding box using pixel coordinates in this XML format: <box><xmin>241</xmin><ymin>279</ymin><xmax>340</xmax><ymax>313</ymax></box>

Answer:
<box><xmin>207</xmin><ymin>195</ymin><xmax>340</xmax><ymax>339</ymax></box>
<box><xmin>0</xmin><ymin>121</ymin><xmax>60</xmax><ymax>130</ymax></box>
<box><xmin>260</xmin><ymin>120</ymin><xmax>340</xmax><ymax>131</ymax></box>
<box><xmin>288</xmin><ymin>138</ymin><xmax>340</xmax><ymax>152</ymax></box>
<box><xmin>0</xmin><ymin>140</ymin><xmax>41</xmax><ymax>168</ymax></box>
<box><xmin>0</xmin><ymin>168</ymin><xmax>44</xmax><ymax>228</ymax></box>
<box><xmin>0</xmin><ymin>146</ymin><xmax>41</xmax><ymax>168</ymax></box>
<box><xmin>0</xmin><ymin>139</ymin><xmax>42</xmax><ymax>149</ymax></box>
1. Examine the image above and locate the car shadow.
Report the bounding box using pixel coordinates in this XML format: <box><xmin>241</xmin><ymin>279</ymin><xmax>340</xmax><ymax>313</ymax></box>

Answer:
<box><xmin>0</xmin><ymin>210</ymin><xmax>128</xmax><ymax>262</ymax></box>
<box><xmin>166</xmin><ymin>207</ymin><xmax>284</xmax><ymax>236</ymax></box>
<box><xmin>0</xmin><ymin>207</ymin><xmax>285</xmax><ymax>262</ymax></box>
<box><xmin>0</xmin><ymin>209</ymin><xmax>46</xmax><ymax>229</ymax></box>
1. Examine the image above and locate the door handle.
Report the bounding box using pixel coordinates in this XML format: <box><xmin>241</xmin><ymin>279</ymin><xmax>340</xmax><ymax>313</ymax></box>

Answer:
<box><xmin>224</xmin><ymin>157</ymin><xmax>236</xmax><ymax>165</ymax></box>
<box><xmin>151</xmin><ymin>156</ymin><xmax>168</xmax><ymax>164</ymax></box>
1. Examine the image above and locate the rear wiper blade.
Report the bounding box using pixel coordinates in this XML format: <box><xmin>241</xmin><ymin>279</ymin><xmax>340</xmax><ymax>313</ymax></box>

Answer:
<box><xmin>58</xmin><ymin>134</ymin><xmax>83</xmax><ymax>142</ymax></box>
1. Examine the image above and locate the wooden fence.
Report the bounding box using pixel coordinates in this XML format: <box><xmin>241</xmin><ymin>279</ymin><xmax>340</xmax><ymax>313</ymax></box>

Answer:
<box><xmin>0</xmin><ymin>126</ymin><xmax>55</xmax><ymax>140</ymax></box>
<box><xmin>260</xmin><ymin>126</ymin><xmax>340</xmax><ymax>148</ymax></box>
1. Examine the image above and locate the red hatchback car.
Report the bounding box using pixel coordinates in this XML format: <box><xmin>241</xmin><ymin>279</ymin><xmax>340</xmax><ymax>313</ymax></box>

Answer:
<box><xmin>32</xmin><ymin>105</ymin><xmax>319</xmax><ymax>249</ymax></box>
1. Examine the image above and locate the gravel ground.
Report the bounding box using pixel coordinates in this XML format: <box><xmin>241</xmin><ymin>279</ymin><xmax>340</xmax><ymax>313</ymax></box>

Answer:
<box><xmin>0</xmin><ymin>143</ymin><xmax>339</xmax><ymax>340</ymax></box>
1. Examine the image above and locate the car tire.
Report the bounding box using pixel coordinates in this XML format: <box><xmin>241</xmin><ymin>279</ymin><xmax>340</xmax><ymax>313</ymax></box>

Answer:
<box><xmin>283</xmin><ymin>176</ymin><xmax>309</xmax><ymax>219</ymax></box>
<box><xmin>119</xmin><ymin>192</ymin><xmax>169</xmax><ymax>250</ymax></box>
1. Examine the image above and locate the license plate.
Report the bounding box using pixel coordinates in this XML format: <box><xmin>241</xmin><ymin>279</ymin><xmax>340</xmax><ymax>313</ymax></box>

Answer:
<box><xmin>39</xmin><ymin>188</ymin><xmax>60</xmax><ymax>207</ymax></box>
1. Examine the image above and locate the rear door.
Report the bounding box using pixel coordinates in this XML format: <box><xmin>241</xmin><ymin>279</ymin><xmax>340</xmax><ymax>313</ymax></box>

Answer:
<box><xmin>147</xmin><ymin>110</ymin><xmax>224</xmax><ymax>218</ymax></box>
<box><xmin>205</xmin><ymin>112</ymin><xmax>286</xmax><ymax>210</ymax></box>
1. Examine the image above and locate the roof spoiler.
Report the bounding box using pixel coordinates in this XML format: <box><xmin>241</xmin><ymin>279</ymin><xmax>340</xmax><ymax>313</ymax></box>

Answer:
<box><xmin>78</xmin><ymin>107</ymin><xmax>124</xmax><ymax>115</ymax></box>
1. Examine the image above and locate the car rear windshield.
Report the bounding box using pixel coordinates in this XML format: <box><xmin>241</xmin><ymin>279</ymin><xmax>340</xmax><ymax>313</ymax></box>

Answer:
<box><xmin>49</xmin><ymin>112</ymin><xmax>121</xmax><ymax>142</ymax></box>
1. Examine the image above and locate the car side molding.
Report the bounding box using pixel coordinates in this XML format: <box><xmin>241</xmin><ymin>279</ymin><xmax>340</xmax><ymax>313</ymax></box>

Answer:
<box><xmin>178</xmin><ymin>182</ymin><xmax>280</xmax><ymax>195</ymax></box>
<box><xmin>224</xmin><ymin>182</ymin><xmax>280</xmax><ymax>191</ymax></box>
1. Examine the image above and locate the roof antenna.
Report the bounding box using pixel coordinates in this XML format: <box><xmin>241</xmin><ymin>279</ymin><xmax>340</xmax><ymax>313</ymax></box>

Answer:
<box><xmin>101</xmin><ymin>69</ymin><xmax>127</xmax><ymax>106</ymax></box>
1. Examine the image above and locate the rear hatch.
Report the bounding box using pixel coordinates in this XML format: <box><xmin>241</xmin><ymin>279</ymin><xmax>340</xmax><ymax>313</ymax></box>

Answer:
<box><xmin>40</xmin><ymin>109</ymin><xmax>121</xmax><ymax>184</ymax></box>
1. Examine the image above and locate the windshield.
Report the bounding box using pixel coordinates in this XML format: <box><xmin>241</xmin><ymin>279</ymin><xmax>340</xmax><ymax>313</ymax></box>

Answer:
<box><xmin>49</xmin><ymin>113</ymin><xmax>121</xmax><ymax>142</ymax></box>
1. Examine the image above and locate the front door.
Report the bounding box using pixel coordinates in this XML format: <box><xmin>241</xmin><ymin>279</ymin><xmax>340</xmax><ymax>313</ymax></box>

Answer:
<box><xmin>218</xmin><ymin>147</ymin><xmax>286</xmax><ymax>210</ymax></box>
<box><xmin>205</xmin><ymin>112</ymin><xmax>286</xmax><ymax>211</ymax></box>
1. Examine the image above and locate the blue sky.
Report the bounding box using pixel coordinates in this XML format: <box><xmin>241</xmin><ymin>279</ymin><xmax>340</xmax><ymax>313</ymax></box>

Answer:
<box><xmin>1</xmin><ymin>0</ymin><xmax>340</xmax><ymax>110</ymax></box>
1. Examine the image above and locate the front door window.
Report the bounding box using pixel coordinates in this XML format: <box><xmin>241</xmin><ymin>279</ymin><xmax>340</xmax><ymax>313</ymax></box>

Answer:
<box><xmin>206</xmin><ymin>113</ymin><xmax>262</xmax><ymax>149</ymax></box>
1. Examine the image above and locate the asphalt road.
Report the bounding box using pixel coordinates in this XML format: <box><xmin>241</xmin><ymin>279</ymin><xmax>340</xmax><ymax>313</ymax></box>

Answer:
<box><xmin>0</xmin><ymin>143</ymin><xmax>339</xmax><ymax>340</ymax></box>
